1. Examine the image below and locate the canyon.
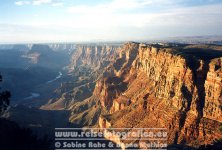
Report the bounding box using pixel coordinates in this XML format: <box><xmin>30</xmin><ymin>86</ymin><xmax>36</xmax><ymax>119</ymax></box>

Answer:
<box><xmin>67</xmin><ymin>42</ymin><xmax>222</xmax><ymax>148</ymax></box>
<box><xmin>1</xmin><ymin>42</ymin><xmax>222</xmax><ymax>149</ymax></box>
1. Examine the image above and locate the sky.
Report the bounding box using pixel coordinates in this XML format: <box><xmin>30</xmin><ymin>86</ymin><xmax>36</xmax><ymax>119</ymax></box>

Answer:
<box><xmin>0</xmin><ymin>0</ymin><xmax>222</xmax><ymax>43</ymax></box>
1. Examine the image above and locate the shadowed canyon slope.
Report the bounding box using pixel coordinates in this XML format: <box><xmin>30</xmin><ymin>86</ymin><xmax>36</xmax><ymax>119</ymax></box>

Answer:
<box><xmin>41</xmin><ymin>44</ymin><xmax>121</xmax><ymax>110</ymax></box>
<box><xmin>0</xmin><ymin>44</ymin><xmax>73</xmax><ymax>104</ymax></box>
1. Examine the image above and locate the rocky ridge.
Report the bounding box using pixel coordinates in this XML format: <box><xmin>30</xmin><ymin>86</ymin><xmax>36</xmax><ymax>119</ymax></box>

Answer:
<box><xmin>70</xmin><ymin>44</ymin><xmax>121</xmax><ymax>70</ymax></box>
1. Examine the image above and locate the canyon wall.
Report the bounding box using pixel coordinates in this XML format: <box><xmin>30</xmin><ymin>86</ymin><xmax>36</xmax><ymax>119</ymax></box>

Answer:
<box><xmin>204</xmin><ymin>58</ymin><xmax>222</xmax><ymax>121</ymax></box>
<box><xmin>43</xmin><ymin>44</ymin><xmax>121</xmax><ymax>111</ymax></box>
<box><xmin>70</xmin><ymin>44</ymin><xmax>120</xmax><ymax>70</ymax></box>
<box><xmin>93</xmin><ymin>42</ymin><xmax>222</xmax><ymax>147</ymax></box>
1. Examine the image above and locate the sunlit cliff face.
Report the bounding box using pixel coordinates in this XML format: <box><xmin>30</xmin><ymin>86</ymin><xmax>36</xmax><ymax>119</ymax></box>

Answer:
<box><xmin>90</xmin><ymin>42</ymin><xmax>222</xmax><ymax>146</ymax></box>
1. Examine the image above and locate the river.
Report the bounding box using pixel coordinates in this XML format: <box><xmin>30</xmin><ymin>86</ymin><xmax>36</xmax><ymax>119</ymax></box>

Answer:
<box><xmin>46</xmin><ymin>71</ymin><xmax>63</xmax><ymax>84</ymax></box>
<box><xmin>23</xmin><ymin>71</ymin><xmax>63</xmax><ymax>100</ymax></box>
<box><xmin>24</xmin><ymin>92</ymin><xmax>40</xmax><ymax>100</ymax></box>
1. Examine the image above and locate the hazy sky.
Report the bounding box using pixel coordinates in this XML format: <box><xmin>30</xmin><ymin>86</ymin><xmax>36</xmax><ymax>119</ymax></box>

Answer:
<box><xmin>0</xmin><ymin>0</ymin><xmax>222</xmax><ymax>43</ymax></box>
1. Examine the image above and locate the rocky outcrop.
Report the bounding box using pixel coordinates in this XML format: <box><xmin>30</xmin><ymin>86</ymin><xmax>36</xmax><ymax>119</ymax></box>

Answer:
<box><xmin>132</xmin><ymin>45</ymin><xmax>196</xmax><ymax>112</ymax></box>
<box><xmin>94</xmin><ymin>76</ymin><xmax>127</xmax><ymax>108</ymax></box>
<box><xmin>93</xmin><ymin>42</ymin><xmax>139</xmax><ymax>108</ymax></box>
<box><xmin>93</xmin><ymin>42</ymin><xmax>222</xmax><ymax>148</ymax></box>
<box><xmin>204</xmin><ymin>58</ymin><xmax>222</xmax><ymax>122</ymax></box>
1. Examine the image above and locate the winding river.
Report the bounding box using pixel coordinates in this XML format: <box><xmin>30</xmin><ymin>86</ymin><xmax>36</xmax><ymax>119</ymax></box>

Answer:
<box><xmin>23</xmin><ymin>71</ymin><xmax>63</xmax><ymax>100</ymax></box>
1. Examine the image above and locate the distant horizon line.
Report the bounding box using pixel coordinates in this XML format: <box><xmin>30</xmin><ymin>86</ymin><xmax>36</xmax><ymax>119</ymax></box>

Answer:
<box><xmin>0</xmin><ymin>34</ymin><xmax>222</xmax><ymax>45</ymax></box>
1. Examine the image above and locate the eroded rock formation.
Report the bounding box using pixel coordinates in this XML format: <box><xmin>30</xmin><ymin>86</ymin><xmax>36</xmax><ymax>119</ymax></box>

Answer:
<box><xmin>91</xmin><ymin>42</ymin><xmax>222</xmax><ymax>148</ymax></box>
<box><xmin>204</xmin><ymin>58</ymin><xmax>222</xmax><ymax>121</ymax></box>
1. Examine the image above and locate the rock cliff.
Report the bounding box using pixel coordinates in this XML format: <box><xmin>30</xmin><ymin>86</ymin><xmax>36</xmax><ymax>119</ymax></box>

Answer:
<box><xmin>204</xmin><ymin>58</ymin><xmax>222</xmax><ymax>121</ymax></box>
<box><xmin>90</xmin><ymin>42</ymin><xmax>222</xmax><ymax>147</ymax></box>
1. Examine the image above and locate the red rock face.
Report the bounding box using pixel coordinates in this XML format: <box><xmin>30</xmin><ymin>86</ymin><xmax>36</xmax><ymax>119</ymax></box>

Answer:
<box><xmin>93</xmin><ymin>42</ymin><xmax>139</xmax><ymax>108</ymax></box>
<box><xmin>94</xmin><ymin>76</ymin><xmax>127</xmax><ymax>108</ymax></box>
<box><xmin>94</xmin><ymin>42</ymin><xmax>222</xmax><ymax>147</ymax></box>
<box><xmin>133</xmin><ymin>46</ymin><xmax>195</xmax><ymax>111</ymax></box>
<box><xmin>204</xmin><ymin>58</ymin><xmax>222</xmax><ymax>122</ymax></box>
